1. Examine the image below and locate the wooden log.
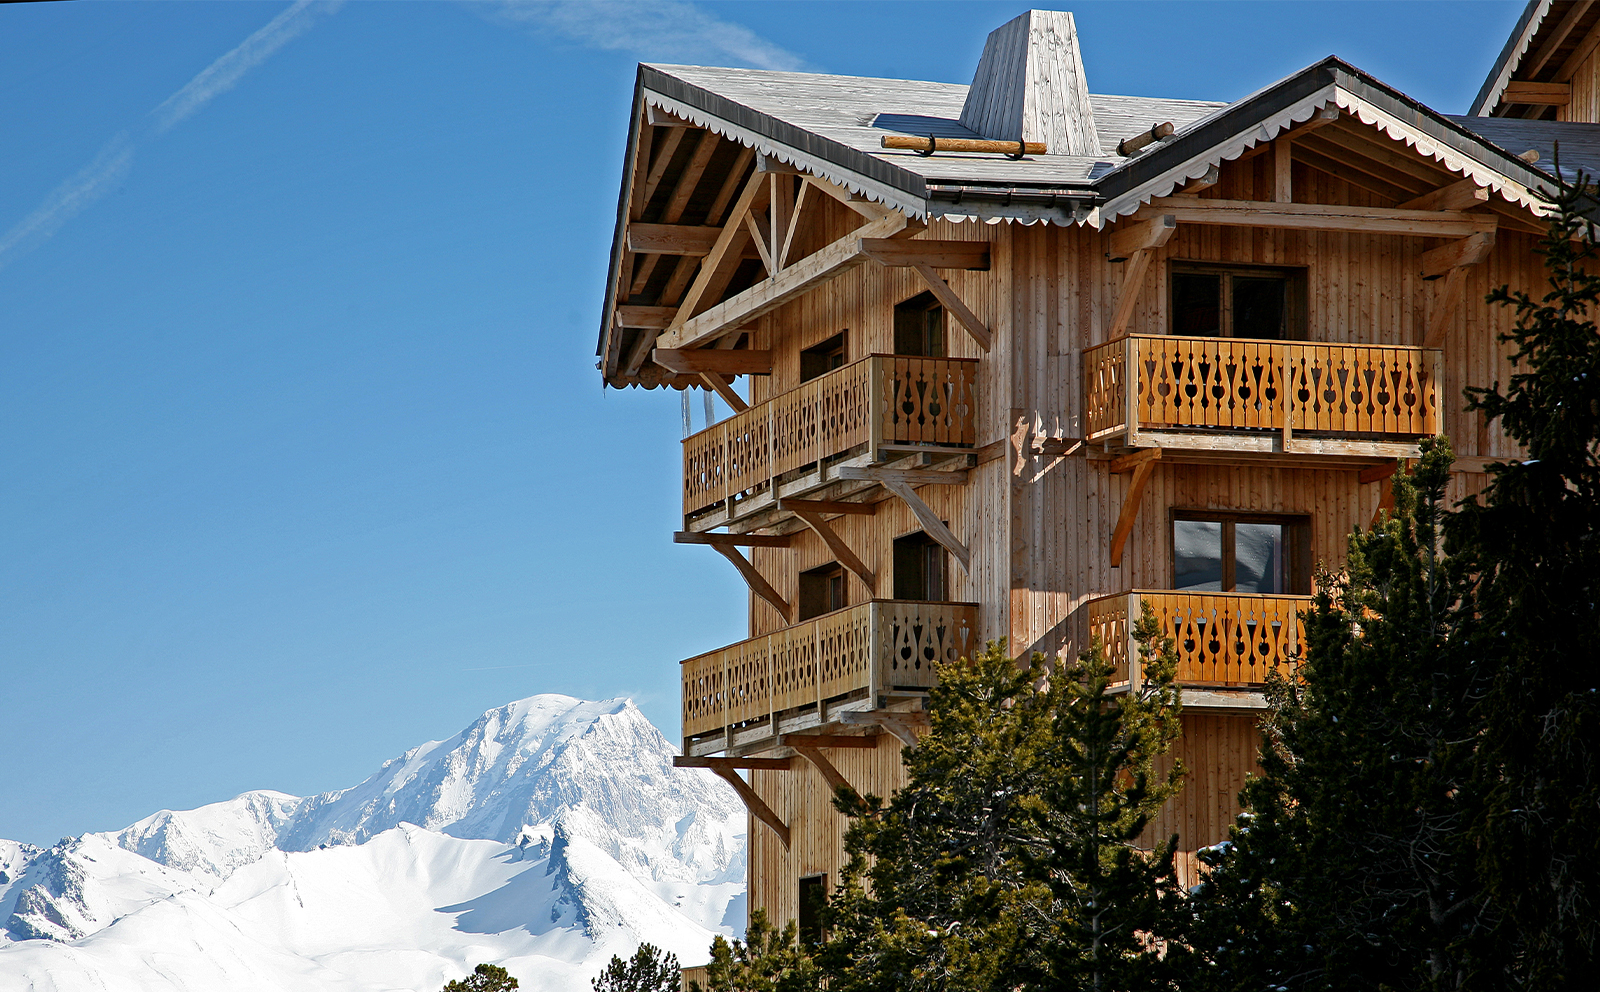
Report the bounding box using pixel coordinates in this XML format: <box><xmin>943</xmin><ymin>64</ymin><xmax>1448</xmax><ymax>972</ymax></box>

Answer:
<box><xmin>710</xmin><ymin>766</ymin><xmax>790</xmax><ymax>847</ymax></box>
<box><xmin>858</xmin><ymin>238</ymin><xmax>991</xmax><ymax>270</ymax></box>
<box><xmin>790</xmin><ymin>507</ymin><xmax>876</xmax><ymax>593</ymax></box>
<box><xmin>909</xmin><ymin>262</ymin><xmax>993</xmax><ymax>351</ymax></box>
<box><xmin>1109</xmin><ymin>449</ymin><xmax>1161</xmax><ymax>568</ymax></box>
<box><xmin>627</xmin><ymin>223</ymin><xmax>720</xmax><ymax>256</ymax></box>
<box><xmin>654</xmin><ymin>349</ymin><xmax>773</xmax><ymax>375</ymax></box>
<box><xmin>1116</xmin><ymin>121</ymin><xmax>1174</xmax><ymax>157</ymax></box>
<box><xmin>880</xmin><ymin>135</ymin><xmax>1046</xmax><ymax>155</ymax></box>
<box><xmin>698</xmin><ymin>372</ymin><xmax>749</xmax><ymax>413</ymax></box>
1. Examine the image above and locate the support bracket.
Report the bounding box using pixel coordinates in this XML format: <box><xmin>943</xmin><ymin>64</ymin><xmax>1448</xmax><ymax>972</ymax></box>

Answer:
<box><xmin>911</xmin><ymin>262</ymin><xmax>993</xmax><ymax>351</ymax></box>
<box><xmin>675</xmin><ymin>757</ymin><xmax>791</xmax><ymax>848</ymax></box>
<box><xmin>838</xmin><ymin>710</ymin><xmax>929</xmax><ymax>748</ymax></box>
<box><xmin>787</xmin><ymin>507</ymin><xmax>876</xmax><ymax>593</ymax></box>
<box><xmin>675</xmin><ymin>532</ymin><xmax>793</xmax><ymax>621</ymax></box>
<box><xmin>784</xmin><ymin>743</ymin><xmax>860</xmax><ymax>801</ymax></box>
<box><xmin>1109</xmin><ymin>448</ymin><xmax>1162</xmax><ymax>568</ymax></box>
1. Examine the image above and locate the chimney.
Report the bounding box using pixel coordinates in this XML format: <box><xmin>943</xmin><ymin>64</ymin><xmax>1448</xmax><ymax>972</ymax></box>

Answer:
<box><xmin>959</xmin><ymin>10</ymin><xmax>1100</xmax><ymax>157</ymax></box>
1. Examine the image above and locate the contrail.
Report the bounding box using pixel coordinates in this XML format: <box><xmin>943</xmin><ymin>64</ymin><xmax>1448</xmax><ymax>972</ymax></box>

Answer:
<box><xmin>486</xmin><ymin>0</ymin><xmax>807</xmax><ymax>72</ymax></box>
<box><xmin>0</xmin><ymin>1</ymin><xmax>339</xmax><ymax>271</ymax></box>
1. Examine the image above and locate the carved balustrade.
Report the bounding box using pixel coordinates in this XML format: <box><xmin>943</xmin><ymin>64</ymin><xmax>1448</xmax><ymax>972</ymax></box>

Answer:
<box><xmin>683</xmin><ymin>355</ymin><xmax>977</xmax><ymax>518</ymax></box>
<box><xmin>1087</xmin><ymin>590</ymin><xmax>1310</xmax><ymax>688</ymax></box>
<box><xmin>1084</xmin><ymin>335</ymin><xmax>1441</xmax><ymax>442</ymax></box>
<box><xmin>680</xmin><ymin>600</ymin><xmax>980</xmax><ymax>746</ymax></box>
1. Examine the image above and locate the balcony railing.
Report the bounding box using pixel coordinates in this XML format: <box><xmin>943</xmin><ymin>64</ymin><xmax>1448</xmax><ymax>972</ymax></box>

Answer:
<box><xmin>1087</xmin><ymin>590</ymin><xmax>1310</xmax><ymax>688</ymax></box>
<box><xmin>683</xmin><ymin>355</ymin><xmax>978</xmax><ymax>519</ymax></box>
<box><xmin>1083</xmin><ymin>335</ymin><xmax>1441</xmax><ymax>443</ymax></box>
<box><xmin>681</xmin><ymin>599</ymin><xmax>980</xmax><ymax>746</ymax></box>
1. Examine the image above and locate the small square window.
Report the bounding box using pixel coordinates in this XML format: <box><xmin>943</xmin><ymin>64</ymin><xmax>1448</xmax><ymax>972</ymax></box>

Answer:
<box><xmin>1169</xmin><ymin>264</ymin><xmax>1305</xmax><ymax>340</ymax></box>
<box><xmin>801</xmin><ymin>331</ymin><xmax>848</xmax><ymax>382</ymax></box>
<box><xmin>1172</xmin><ymin>510</ymin><xmax>1311</xmax><ymax>594</ymax></box>
<box><xmin>894</xmin><ymin>532</ymin><xmax>949</xmax><ymax>601</ymax></box>
<box><xmin>798</xmin><ymin>563</ymin><xmax>848</xmax><ymax>620</ymax></box>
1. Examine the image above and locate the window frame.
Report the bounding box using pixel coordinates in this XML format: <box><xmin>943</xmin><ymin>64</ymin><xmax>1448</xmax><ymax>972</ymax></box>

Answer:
<box><xmin>1169</xmin><ymin>507</ymin><xmax>1312</xmax><ymax>595</ymax></box>
<box><xmin>1168</xmin><ymin>261</ymin><xmax>1308</xmax><ymax>341</ymax></box>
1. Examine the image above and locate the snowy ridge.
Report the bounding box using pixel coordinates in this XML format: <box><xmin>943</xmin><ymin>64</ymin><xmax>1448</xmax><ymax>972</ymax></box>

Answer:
<box><xmin>0</xmin><ymin>694</ymin><xmax>746</xmax><ymax>992</ymax></box>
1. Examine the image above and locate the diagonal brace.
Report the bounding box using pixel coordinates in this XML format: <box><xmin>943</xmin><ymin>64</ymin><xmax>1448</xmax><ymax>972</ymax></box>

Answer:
<box><xmin>708</xmin><ymin>543</ymin><xmax>794</xmax><ymax>622</ymax></box>
<box><xmin>788</xmin><ymin>508</ymin><xmax>876</xmax><ymax>593</ymax></box>
<box><xmin>881</xmin><ymin>480</ymin><xmax>970</xmax><ymax>574</ymax></box>
<box><xmin>1109</xmin><ymin>448</ymin><xmax>1162</xmax><ymax>568</ymax></box>
<box><xmin>711</xmin><ymin>767</ymin><xmax>790</xmax><ymax>848</ymax></box>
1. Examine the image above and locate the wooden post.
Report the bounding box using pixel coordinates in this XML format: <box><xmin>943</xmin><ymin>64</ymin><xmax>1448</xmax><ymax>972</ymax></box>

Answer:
<box><xmin>1126</xmin><ymin>593</ymin><xmax>1143</xmax><ymax>692</ymax></box>
<box><xmin>1282</xmin><ymin>347</ymin><xmax>1294</xmax><ymax>448</ymax></box>
<box><xmin>1429</xmin><ymin>349</ymin><xmax>1445</xmax><ymax>435</ymax></box>
<box><xmin>868</xmin><ymin>601</ymin><xmax>882</xmax><ymax>706</ymax></box>
<box><xmin>1124</xmin><ymin>336</ymin><xmax>1139</xmax><ymax>446</ymax></box>
<box><xmin>869</xmin><ymin>356</ymin><xmax>886</xmax><ymax>460</ymax></box>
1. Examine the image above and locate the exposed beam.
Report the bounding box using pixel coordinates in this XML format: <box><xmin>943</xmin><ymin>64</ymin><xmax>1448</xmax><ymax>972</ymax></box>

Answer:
<box><xmin>637</xmin><ymin>127</ymin><xmax>686</xmax><ymax>216</ymax></box>
<box><xmin>836</xmin><ymin>467</ymin><xmax>968</xmax><ymax>485</ymax></box>
<box><xmin>1109</xmin><ymin>448</ymin><xmax>1162</xmax><ymax>568</ymax></box>
<box><xmin>618</xmin><ymin>305</ymin><xmax>677</xmax><ymax>329</ymax></box>
<box><xmin>1178</xmin><ymin>165</ymin><xmax>1220</xmax><ymax>194</ymax></box>
<box><xmin>1421</xmin><ymin>231</ymin><xmax>1496</xmax><ymax>280</ymax></box>
<box><xmin>1275</xmin><ymin>138</ymin><xmax>1293</xmax><ymax>203</ymax></box>
<box><xmin>673</xmin><ymin>756</ymin><xmax>794</xmax><ymax>770</ymax></box>
<box><xmin>712</xmin><ymin>766</ymin><xmax>789</xmax><ymax>848</ymax></box>
<box><xmin>668</xmin><ymin>168</ymin><xmax>768</xmax><ymax>333</ymax></box>
<box><xmin>1142</xmin><ymin>197</ymin><xmax>1497</xmax><ymax>238</ymax></box>
<box><xmin>756</xmin><ymin>153</ymin><xmax>802</xmax><ymax>174</ymax></box>
<box><xmin>838</xmin><ymin>710</ymin><xmax>929</xmax><ymax>748</ymax></box>
<box><xmin>654</xmin><ymin>348</ymin><xmax>773</xmax><ymax>375</ymax></box>
<box><xmin>646</xmin><ymin>105</ymin><xmax>695</xmax><ymax>127</ymax></box>
<box><xmin>1400</xmin><ymin>179</ymin><xmax>1491</xmax><ymax>213</ymax></box>
<box><xmin>743</xmin><ymin>211</ymin><xmax>776</xmax><ymax>273</ymax></box>
<box><xmin>674</xmin><ymin>531</ymin><xmax>792</xmax><ymax>547</ymax></box>
<box><xmin>777</xmin><ymin>733</ymin><xmax>880</xmax><ymax>748</ymax></box>
<box><xmin>777</xmin><ymin>179</ymin><xmax>811</xmax><ymax>269</ymax></box>
<box><xmin>1107</xmin><ymin>248</ymin><xmax>1157</xmax><ymax>339</ymax></box>
<box><xmin>1502</xmin><ymin>81</ymin><xmax>1572</xmax><ymax>106</ymax></box>
<box><xmin>1524</xmin><ymin>1</ymin><xmax>1594</xmax><ymax>78</ymax></box>
<box><xmin>658</xmin><ymin>211</ymin><xmax>918</xmax><ymax>351</ymax></box>
<box><xmin>858</xmin><ymin>239</ymin><xmax>991</xmax><ymax>270</ymax></box>
<box><xmin>1424</xmin><ymin>266</ymin><xmax>1470</xmax><ymax>349</ymax></box>
<box><xmin>787</xmin><ymin>743</ymin><xmax>858</xmax><ymax>799</ymax></box>
<box><xmin>622</xmin><ymin>329</ymin><xmax>661</xmax><ymax>378</ymax></box>
<box><xmin>627</xmin><ymin>223</ymin><xmax>721</xmax><ymax>256</ymax></box>
<box><xmin>1358</xmin><ymin>460</ymin><xmax>1399</xmax><ymax>486</ymax></box>
<box><xmin>790</xmin><ymin>507</ymin><xmax>876</xmax><ymax>594</ymax></box>
<box><xmin>769</xmin><ymin>174</ymin><xmax>792</xmax><ymax>272</ymax></box>
<box><xmin>699</xmin><ymin>372</ymin><xmax>749</xmax><ymax>413</ymax></box>
<box><xmin>775</xmin><ymin>498</ymin><xmax>877</xmax><ymax>516</ymax></box>
<box><xmin>1317</xmin><ymin>121</ymin><xmax>1465</xmax><ymax>186</ymax></box>
<box><xmin>881</xmin><ymin>480</ymin><xmax>970</xmax><ymax>573</ymax></box>
<box><xmin>909</xmin><ymin>262</ymin><xmax>992</xmax><ymax>352</ymax></box>
<box><xmin>1107</xmin><ymin>214</ymin><xmax>1176</xmax><ymax>263</ymax></box>
<box><xmin>1291</xmin><ymin>141</ymin><xmax>1418</xmax><ymax>203</ymax></box>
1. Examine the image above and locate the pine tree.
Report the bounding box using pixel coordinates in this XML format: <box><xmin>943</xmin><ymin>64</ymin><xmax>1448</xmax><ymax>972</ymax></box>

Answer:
<box><xmin>593</xmin><ymin>943</ymin><xmax>681</xmax><ymax>992</ymax></box>
<box><xmin>1454</xmin><ymin>161</ymin><xmax>1600</xmax><ymax>986</ymax></box>
<box><xmin>693</xmin><ymin>909</ymin><xmax>819</xmax><ymax>992</ymax></box>
<box><xmin>442</xmin><ymin>962</ymin><xmax>519</xmax><ymax>992</ymax></box>
<box><xmin>1188</xmin><ymin>440</ymin><xmax>1482</xmax><ymax>992</ymax></box>
<box><xmin>820</xmin><ymin>628</ymin><xmax>1186</xmax><ymax>992</ymax></box>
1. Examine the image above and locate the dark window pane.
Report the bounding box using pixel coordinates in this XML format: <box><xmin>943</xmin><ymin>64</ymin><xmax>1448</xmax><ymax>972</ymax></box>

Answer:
<box><xmin>801</xmin><ymin>332</ymin><xmax>847</xmax><ymax>382</ymax></box>
<box><xmin>894</xmin><ymin>292</ymin><xmax>945</xmax><ymax>357</ymax></box>
<box><xmin>798</xmin><ymin>565</ymin><xmax>847</xmax><ymax>620</ymax></box>
<box><xmin>1233</xmin><ymin>277</ymin><xmax>1286</xmax><ymax>339</ymax></box>
<box><xmin>1173</xmin><ymin>520</ymin><xmax>1223</xmax><ymax>590</ymax></box>
<box><xmin>1173</xmin><ymin>273</ymin><xmax>1222</xmax><ymax>336</ymax></box>
<box><xmin>894</xmin><ymin>532</ymin><xmax>948</xmax><ymax>601</ymax></box>
<box><xmin>799</xmin><ymin>876</ymin><xmax>827</xmax><ymax>946</ymax></box>
<box><xmin>1233</xmin><ymin>523</ymin><xmax>1284</xmax><ymax>594</ymax></box>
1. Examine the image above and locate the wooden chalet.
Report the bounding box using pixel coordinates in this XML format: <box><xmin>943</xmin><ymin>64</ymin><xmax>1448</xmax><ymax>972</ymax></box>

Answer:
<box><xmin>594</xmin><ymin>3</ymin><xmax>1600</xmax><ymax>953</ymax></box>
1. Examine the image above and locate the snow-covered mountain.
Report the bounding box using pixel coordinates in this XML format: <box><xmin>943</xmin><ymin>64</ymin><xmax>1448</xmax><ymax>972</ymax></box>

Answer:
<box><xmin>0</xmin><ymin>695</ymin><xmax>747</xmax><ymax>992</ymax></box>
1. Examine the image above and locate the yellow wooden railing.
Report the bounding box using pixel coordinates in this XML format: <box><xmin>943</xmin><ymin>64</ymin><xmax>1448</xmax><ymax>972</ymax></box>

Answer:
<box><xmin>1083</xmin><ymin>335</ymin><xmax>1441</xmax><ymax>441</ymax></box>
<box><xmin>681</xmin><ymin>600</ymin><xmax>980</xmax><ymax>744</ymax></box>
<box><xmin>683</xmin><ymin>355</ymin><xmax>978</xmax><ymax>518</ymax></box>
<box><xmin>1087</xmin><ymin>590</ymin><xmax>1310</xmax><ymax>687</ymax></box>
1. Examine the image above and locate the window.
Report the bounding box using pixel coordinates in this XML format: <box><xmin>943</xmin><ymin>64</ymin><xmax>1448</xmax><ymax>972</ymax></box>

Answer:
<box><xmin>893</xmin><ymin>291</ymin><xmax>946</xmax><ymax>357</ymax></box>
<box><xmin>800</xmin><ymin>331</ymin><xmax>847</xmax><ymax>382</ymax></box>
<box><xmin>798</xmin><ymin>563</ymin><xmax>847</xmax><ymax>620</ymax></box>
<box><xmin>1170</xmin><ymin>263</ymin><xmax>1306</xmax><ymax>340</ymax></box>
<box><xmin>798</xmin><ymin>875</ymin><xmax>827</xmax><ymax>946</ymax></box>
<box><xmin>1172</xmin><ymin>510</ymin><xmax>1311</xmax><ymax>594</ymax></box>
<box><xmin>894</xmin><ymin>531</ymin><xmax>949</xmax><ymax>601</ymax></box>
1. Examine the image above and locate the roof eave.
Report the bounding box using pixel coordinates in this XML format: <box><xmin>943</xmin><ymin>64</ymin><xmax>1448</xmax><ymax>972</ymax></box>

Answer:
<box><xmin>1471</xmin><ymin>0</ymin><xmax>1551</xmax><ymax>117</ymax></box>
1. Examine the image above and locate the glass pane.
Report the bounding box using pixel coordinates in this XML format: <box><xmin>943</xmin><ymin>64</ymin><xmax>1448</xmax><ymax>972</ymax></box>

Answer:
<box><xmin>1233</xmin><ymin>277</ymin><xmax>1286</xmax><ymax>339</ymax></box>
<box><xmin>1234</xmin><ymin>523</ymin><xmax>1284</xmax><ymax>593</ymax></box>
<box><xmin>1173</xmin><ymin>273</ymin><xmax>1222</xmax><ymax>336</ymax></box>
<box><xmin>1173</xmin><ymin>520</ymin><xmax>1223</xmax><ymax>590</ymax></box>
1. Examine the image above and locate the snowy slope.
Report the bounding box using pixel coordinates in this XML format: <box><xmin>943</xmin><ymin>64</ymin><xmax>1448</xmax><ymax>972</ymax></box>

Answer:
<box><xmin>0</xmin><ymin>695</ymin><xmax>746</xmax><ymax>992</ymax></box>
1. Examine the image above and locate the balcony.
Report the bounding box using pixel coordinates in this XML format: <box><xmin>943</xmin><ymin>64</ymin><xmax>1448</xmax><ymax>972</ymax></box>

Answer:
<box><xmin>1083</xmin><ymin>335</ymin><xmax>1441</xmax><ymax>458</ymax></box>
<box><xmin>1087</xmin><ymin>590</ymin><xmax>1310</xmax><ymax>707</ymax></box>
<box><xmin>683</xmin><ymin>355</ymin><xmax>978</xmax><ymax>528</ymax></box>
<box><xmin>680</xmin><ymin>599</ymin><xmax>980</xmax><ymax>755</ymax></box>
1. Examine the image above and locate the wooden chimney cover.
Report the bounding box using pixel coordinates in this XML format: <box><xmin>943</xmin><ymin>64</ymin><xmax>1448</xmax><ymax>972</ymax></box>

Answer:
<box><xmin>959</xmin><ymin>9</ymin><xmax>1100</xmax><ymax>157</ymax></box>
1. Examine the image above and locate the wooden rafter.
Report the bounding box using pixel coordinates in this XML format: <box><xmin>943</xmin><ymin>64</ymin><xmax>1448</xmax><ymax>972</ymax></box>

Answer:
<box><xmin>881</xmin><ymin>479</ymin><xmax>969</xmax><ymax>573</ymax></box>
<box><xmin>618</xmin><ymin>305</ymin><xmax>676</xmax><ymax>329</ymax></box>
<box><xmin>778</xmin><ymin>180</ymin><xmax>811</xmax><ymax>268</ymax></box>
<box><xmin>1178</xmin><ymin>165</ymin><xmax>1220</xmax><ymax>194</ymax></box>
<box><xmin>787</xmin><ymin>506</ymin><xmax>876</xmax><ymax>593</ymax></box>
<box><xmin>669</xmin><ymin>169</ymin><xmax>768</xmax><ymax>333</ymax></box>
<box><xmin>1400</xmin><ymin>179</ymin><xmax>1491</xmax><ymax>212</ymax></box>
<box><xmin>658</xmin><ymin>211</ymin><xmax>918</xmax><ymax>351</ymax></box>
<box><xmin>1524</xmin><ymin>1</ymin><xmax>1594</xmax><ymax>78</ymax></box>
<box><xmin>1109</xmin><ymin>448</ymin><xmax>1162</xmax><ymax>568</ymax></box>
<box><xmin>654</xmin><ymin>349</ymin><xmax>773</xmax><ymax>375</ymax></box>
<box><xmin>672</xmin><ymin>757</ymin><xmax>791</xmax><ymax>847</ymax></box>
<box><xmin>1290</xmin><ymin>140</ymin><xmax>1418</xmax><ymax>203</ymax></box>
<box><xmin>698</xmin><ymin>372</ymin><xmax>749</xmax><ymax>413</ymax></box>
<box><xmin>627</xmin><ymin>223</ymin><xmax>720</xmax><ymax>256</ymax></box>
<box><xmin>1141</xmin><ymin>197</ymin><xmax>1496</xmax><ymax>238</ymax></box>
<box><xmin>803</xmin><ymin>175</ymin><xmax>893</xmax><ymax>221</ymax></box>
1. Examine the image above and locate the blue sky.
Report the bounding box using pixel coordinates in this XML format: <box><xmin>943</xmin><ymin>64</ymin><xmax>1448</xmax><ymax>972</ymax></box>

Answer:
<box><xmin>1</xmin><ymin>0</ymin><xmax>1521</xmax><ymax>847</ymax></box>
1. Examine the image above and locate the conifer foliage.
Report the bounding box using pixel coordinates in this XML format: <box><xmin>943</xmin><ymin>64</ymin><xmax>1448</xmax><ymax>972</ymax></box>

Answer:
<box><xmin>820</xmin><ymin>626</ymin><xmax>1187</xmax><ymax>992</ymax></box>
<box><xmin>441</xmin><ymin>963</ymin><xmax>519</xmax><ymax>992</ymax></box>
<box><xmin>593</xmin><ymin>943</ymin><xmax>681</xmax><ymax>992</ymax></box>
<box><xmin>693</xmin><ymin>909</ymin><xmax>819</xmax><ymax>992</ymax></box>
